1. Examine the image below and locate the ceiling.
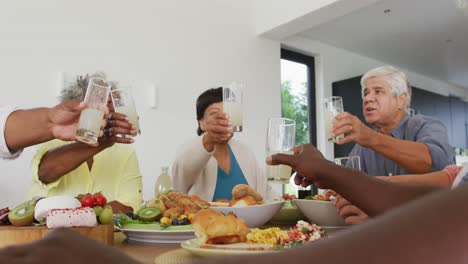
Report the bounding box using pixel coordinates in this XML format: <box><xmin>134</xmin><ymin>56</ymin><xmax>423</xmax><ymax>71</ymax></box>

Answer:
<box><xmin>301</xmin><ymin>0</ymin><xmax>468</xmax><ymax>89</ymax></box>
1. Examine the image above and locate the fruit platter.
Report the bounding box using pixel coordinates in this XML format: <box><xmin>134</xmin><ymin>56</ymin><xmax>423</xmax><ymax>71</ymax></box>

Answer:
<box><xmin>0</xmin><ymin>193</ymin><xmax>114</xmax><ymax>247</ymax></box>
<box><xmin>114</xmin><ymin>191</ymin><xmax>209</xmax><ymax>244</ymax></box>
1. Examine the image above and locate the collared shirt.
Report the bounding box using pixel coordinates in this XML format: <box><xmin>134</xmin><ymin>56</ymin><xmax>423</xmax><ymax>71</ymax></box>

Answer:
<box><xmin>28</xmin><ymin>139</ymin><xmax>143</xmax><ymax>211</ymax></box>
<box><xmin>349</xmin><ymin>114</ymin><xmax>455</xmax><ymax>176</ymax></box>
<box><xmin>0</xmin><ymin>106</ymin><xmax>23</xmax><ymax>160</ymax></box>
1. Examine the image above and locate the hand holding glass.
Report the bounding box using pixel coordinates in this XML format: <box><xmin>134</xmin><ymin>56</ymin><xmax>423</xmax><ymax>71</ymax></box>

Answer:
<box><xmin>75</xmin><ymin>78</ymin><xmax>111</xmax><ymax>145</ymax></box>
<box><xmin>223</xmin><ymin>82</ymin><xmax>243</xmax><ymax>132</ymax></box>
<box><xmin>323</xmin><ymin>96</ymin><xmax>344</xmax><ymax>143</ymax></box>
<box><xmin>266</xmin><ymin>118</ymin><xmax>296</xmax><ymax>184</ymax></box>
<box><xmin>111</xmin><ymin>85</ymin><xmax>141</xmax><ymax>136</ymax></box>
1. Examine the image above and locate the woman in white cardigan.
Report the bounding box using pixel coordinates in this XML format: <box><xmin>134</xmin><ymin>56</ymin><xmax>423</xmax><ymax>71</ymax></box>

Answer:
<box><xmin>172</xmin><ymin>88</ymin><xmax>275</xmax><ymax>202</ymax></box>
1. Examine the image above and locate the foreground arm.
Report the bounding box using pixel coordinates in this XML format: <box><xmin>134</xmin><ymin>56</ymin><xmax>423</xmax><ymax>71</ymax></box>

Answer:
<box><xmin>4</xmin><ymin>101</ymin><xmax>87</xmax><ymax>152</ymax></box>
<box><xmin>195</xmin><ymin>184</ymin><xmax>468</xmax><ymax>264</ymax></box>
<box><xmin>268</xmin><ymin>144</ymin><xmax>439</xmax><ymax>216</ymax></box>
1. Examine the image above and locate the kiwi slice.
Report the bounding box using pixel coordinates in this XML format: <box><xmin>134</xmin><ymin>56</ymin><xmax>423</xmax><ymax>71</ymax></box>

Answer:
<box><xmin>9</xmin><ymin>200</ymin><xmax>36</xmax><ymax>226</ymax></box>
<box><xmin>137</xmin><ymin>207</ymin><xmax>161</xmax><ymax>222</ymax></box>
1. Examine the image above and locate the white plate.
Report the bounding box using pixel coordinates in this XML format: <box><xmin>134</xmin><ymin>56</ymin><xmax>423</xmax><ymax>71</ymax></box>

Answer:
<box><xmin>181</xmin><ymin>239</ymin><xmax>278</xmax><ymax>257</ymax></box>
<box><xmin>118</xmin><ymin>228</ymin><xmax>195</xmax><ymax>244</ymax></box>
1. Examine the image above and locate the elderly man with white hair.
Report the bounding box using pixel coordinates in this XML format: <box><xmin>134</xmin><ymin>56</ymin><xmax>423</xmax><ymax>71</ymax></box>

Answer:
<box><xmin>333</xmin><ymin>65</ymin><xmax>454</xmax><ymax>176</ymax></box>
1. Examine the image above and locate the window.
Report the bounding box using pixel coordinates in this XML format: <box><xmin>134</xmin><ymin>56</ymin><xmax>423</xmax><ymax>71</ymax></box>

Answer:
<box><xmin>280</xmin><ymin>49</ymin><xmax>317</xmax><ymax>196</ymax></box>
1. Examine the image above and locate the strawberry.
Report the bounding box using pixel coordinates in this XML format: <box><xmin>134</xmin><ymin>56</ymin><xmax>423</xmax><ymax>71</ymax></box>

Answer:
<box><xmin>94</xmin><ymin>193</ymin><xmax>107</xmax><ymax>207</ymax></box>
<box><xmin>80</xmin><ymin>194</ymin><xmax>95</xmax><ymax>208</ymax></box>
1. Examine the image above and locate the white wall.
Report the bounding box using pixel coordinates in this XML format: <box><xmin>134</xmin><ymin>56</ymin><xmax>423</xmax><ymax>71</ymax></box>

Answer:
<box><xmin>0</xmin><ymin>0</ymin><xmax>281</xmax><ymax>208</ymax></box>
<box><xmin>282</xmin><ymin>35</ymin><xmax>468</xmax><ymax>159</ymax></box>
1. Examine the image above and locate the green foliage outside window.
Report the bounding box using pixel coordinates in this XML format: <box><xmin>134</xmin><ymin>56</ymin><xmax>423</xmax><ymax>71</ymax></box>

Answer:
<box><xmin>281</xmin><ymin>80</ymin><xmax>309</xmax><ymax>145</ymax></box>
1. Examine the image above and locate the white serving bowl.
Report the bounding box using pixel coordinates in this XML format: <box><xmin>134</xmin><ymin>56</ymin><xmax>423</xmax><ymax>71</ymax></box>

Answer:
<box><xmin>210</xmin><ymin>201</ymin><xmax>285</xmax><ymax>228</ymax></box>
<box><xmin>293</xmin><ymin>199</ymin><xmax>346</xmax><ymax>227</ymax></box>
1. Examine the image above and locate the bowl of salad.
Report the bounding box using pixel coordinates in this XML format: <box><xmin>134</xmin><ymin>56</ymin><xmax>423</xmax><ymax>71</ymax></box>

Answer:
<box><xmin>293</xmin><ymin>190</ymin><xmax>346</xmax><ymax>228</ymax></box>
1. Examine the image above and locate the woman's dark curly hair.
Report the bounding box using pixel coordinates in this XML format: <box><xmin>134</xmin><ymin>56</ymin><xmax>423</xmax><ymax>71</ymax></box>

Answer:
<box><xmin>196</xmin><ymin>87</ymin><xmax>222</xmax><ymax>135</ymax></box>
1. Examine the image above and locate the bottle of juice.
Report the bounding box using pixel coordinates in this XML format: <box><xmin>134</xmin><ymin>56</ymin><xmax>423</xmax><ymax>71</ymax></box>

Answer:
<box><xmin>154</xmin><ymin>166</ymin><xmax>172</xmax><ymax>196</ymax></box>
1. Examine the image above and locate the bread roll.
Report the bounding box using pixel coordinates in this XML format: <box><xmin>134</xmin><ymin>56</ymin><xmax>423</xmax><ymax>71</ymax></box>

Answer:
<box><xmin>193</xmin><ymin>209</ymin><xmax>249</xmax><ymax>244</ymax></box>
<box><xmin>228</xmin><ymin>196</ymin><xmax>258</xmax><ymax>207</ymax></box>
<box><xmin>232</xmin><ymin>184</ymin><xmax>263</xmax><ymax>202</ymax></box>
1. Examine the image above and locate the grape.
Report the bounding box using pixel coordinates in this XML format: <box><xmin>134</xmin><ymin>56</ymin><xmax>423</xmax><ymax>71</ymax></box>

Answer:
<box><xmin>99</xmin><ymin>206</ymin><xmax>113</xmax><ymax>224</ymax></box>
<box><xmin>125</xmin><ymin>212</ymin><xmax>138</xmax><ymax>220</ymax></box>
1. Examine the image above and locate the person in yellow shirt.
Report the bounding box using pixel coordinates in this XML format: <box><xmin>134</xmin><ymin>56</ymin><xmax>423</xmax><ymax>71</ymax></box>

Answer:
<box><xmin>28</xmin><ymin>73</ymin><xmax>142</xmax><ymax>213</ymax></box>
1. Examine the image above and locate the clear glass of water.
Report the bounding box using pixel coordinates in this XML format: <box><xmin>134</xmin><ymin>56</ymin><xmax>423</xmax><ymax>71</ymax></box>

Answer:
<box><xmin>75</xmin><ymin>78</ymin><xmax>111</xmax><ymax>145</ymax></box>
<box><xmin>266</xmin><ymin>118</ymin><xmax>296</xmax><ymax>184</ymax></box>
<box><xmin>323</xmin><ymin>96</ymin><xmax>344</xmax><ymax>143</ymax></box>
<box><xmin>110</xmin><ymin>85</ymin><xmax>141</xmax><ymax>136</ymax></box>
<box><xmin>334</xmin><ymin>156</ymin><xmax>361</xmax><ymax>170</ymax></box>
<box><xmin>223</xmin><ymin>82</ymin><xmax>243</xmax><ymax>132</ymax></box>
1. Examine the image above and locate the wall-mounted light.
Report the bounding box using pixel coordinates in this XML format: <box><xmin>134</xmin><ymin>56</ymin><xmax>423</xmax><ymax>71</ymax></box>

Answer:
<box><xmin>148</xmin><ymin>83</ymin><xmax>158</xmax><ymax>109</ymax></box>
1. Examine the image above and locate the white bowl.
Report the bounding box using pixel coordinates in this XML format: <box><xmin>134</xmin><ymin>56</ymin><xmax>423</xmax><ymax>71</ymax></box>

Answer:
<box><xmin>293</xmin><ymin>199</ymin><xmax>346</xmax><ymax>227</ymax></box>
<box><xmin>210</xmin><ymin>201</ymin><xmax>285</xmax><ymax>228</ymax></box>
